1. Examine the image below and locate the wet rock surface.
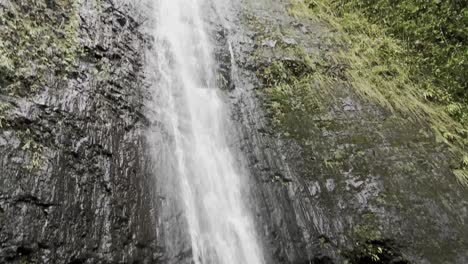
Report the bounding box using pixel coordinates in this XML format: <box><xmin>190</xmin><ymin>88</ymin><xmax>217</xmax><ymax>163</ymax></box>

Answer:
<box><xmin>1</xmin><ymin>0</ymin><xmax>467</xmax><ymax>263</ymax></box>
<box><xmin>225</xmin><ymin>0</ymin><xmax>468</xmax><ymax>263</ymax></box>
<box><xmin>0</xmin><ymin>0</ymin><xmax>162</xmax><ymax>263</ymax></box>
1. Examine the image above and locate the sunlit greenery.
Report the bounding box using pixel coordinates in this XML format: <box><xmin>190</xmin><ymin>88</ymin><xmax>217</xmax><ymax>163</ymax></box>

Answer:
<box><xmin>284</xmin><ymin>0</ymin><xmax>468</xmax><ymax>185</ymax></box>
<box><xmin>333</xmin><ymin>0</ymin><xmax>467</xmax><ymax>124</ymax></box>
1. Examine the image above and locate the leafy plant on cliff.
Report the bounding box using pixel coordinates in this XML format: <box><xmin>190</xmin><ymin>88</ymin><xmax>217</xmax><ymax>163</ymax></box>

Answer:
<box><xmin>334</xmin><ymin>0</ymin><xmax>467</xmax><ymax>124</ymax></box>
<box><xmin>284</xmin><ymin>0</ymin><xmax>468</xmax><ymax>186</ymax></box>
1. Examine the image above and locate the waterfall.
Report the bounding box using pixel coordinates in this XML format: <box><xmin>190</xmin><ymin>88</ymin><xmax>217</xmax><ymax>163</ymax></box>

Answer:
<box><xmin>148</xmin><ymin>0</ymin><xmax>265</xmax><ymax>263</ymax></box>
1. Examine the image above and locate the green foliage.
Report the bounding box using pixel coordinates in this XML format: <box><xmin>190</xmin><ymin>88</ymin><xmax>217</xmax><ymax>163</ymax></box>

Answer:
<box><xmin>253</xmin><ymin>32</ymin><xmax>341</xmax><ymax>140</ymax></box>
<box><xmin>335</xmin><ymin>0</ymin><xmax>467</xmax><ymax>123</ymax></box>
<box><xmin>292</xmin><ymin>0</ymin><xmax>467</xmax><ymax>123</ymax></box>
<box><xmin>453</xmin><ymin>169</ymin><xmax>468</xmax><ymax>186</ymax></box>
<box><xmin>287</xmin><ymin>0</ymin><xmax>468</xmax><ymax>186</ymax></box>
<box><xmin>20</xmin><ymin>128</ymin><xmax>44</xmax><ymax>171</ymax></box>
<box><xmin>347</xmin><ymin>212</ymin><xmax>408</xmax><ymax>263</ymax></box>
<box><xmin>19</xmin><ymin>256</ymin><xmax>29</xmax><ymax>264</ymax></box>
<box><xmin>0</xmin><ymin>0</ymin><xmax>79</xmax><ymax>96</ymax></box>
<box><xmin>363</xmin><ymin>243</ymin><xmax>383</xmax><ymax>262</ymax></box>
<box><xmin>353</xmin><ymin>211</ymin><xmax>381</xmax><ymax>241</ymax></box>
<box><xmin>258</xmin><ymin>54</ymin><xmax>332</xmax><ymax>139</ymax></box>
<box><xmin>347</xmin><ymin>240</ymin><xmax>409</xmax><ymax>264</ymax></box>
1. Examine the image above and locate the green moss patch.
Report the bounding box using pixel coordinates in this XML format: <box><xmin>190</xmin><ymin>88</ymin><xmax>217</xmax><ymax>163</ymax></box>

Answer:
<box><xmin>0</xmin><ymin>0</ymin><xmax>79</xmax><ymax>96</ymax></box>
<box><xmin>19</xmin><ymin>128</ymin><xmax>45</xmax><ymax>171</ymax></box>
<box><xmin>346</xmin><ymin>240</ymin><xmax>410</xmax><ymax>264</ymax></box>
<box><xmin>252</xmin><ymin>0</ymin><xmax>468</xmax><ymax>186</ymax></box>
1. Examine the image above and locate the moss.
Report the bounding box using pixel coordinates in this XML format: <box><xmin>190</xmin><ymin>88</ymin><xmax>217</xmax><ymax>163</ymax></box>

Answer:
<box><xmin>0</xmin><ymin>102</ymin><xmax>10</xmax><ymax>128</ymax></box>
<box><xmin>19</xmin><ymin>257</ymin><xmax>29</xmax><ymax>264</ymax></box>
<box><xmin>345</xmin><ymin>240</ymin><xmax>410</xmax><ymax>264</ymax></box>
<box><xmin>353</xmin><ymin>211</ymin><xmax>381</xmax><ymax>242</ymax></box>
<box><xmin>333</xmin><ymin>148</ymin><xmax>347</xmax><ymax>160</ymax></box>
<box><xmin>255</xmin><ymin>0</ymin><xmax>468</xmax><ymax>186</ymax></box>
<box><xmin>255</xmin><ymin>43</ymin><xmax>337</xmax><ymax>141</ymax></box>
<box><xmin>318</xmin><ymin>235</ymin><xmax>331</xmax><ymax>249</ymax></box>
<box><xmin>0</xmin><ymin>0</ymin><xmax>80</xmax><ymax>96</ymax></box>
<box><xmin>323</xmin><ymin>159</ymin><xmax>343</xmax><ymax>171</ymax></box>
<box><xmin>346</xmin><ymin>212</ymin><xmax>411</xmax><ymax>263</ymax></box>
<box><xmin>20</xmin><ymin>129</ymin><xmax>45</xmax><ymax>171</ymax></box>
<box><xmin>94</xmin><ymin>58</ymin><xmax>111</xmax><ymax>81</ymax></box>
<box><xmin>0</xmin><ymin>1</ymin><xmax>79</xmax><ymax>171</ymax></box>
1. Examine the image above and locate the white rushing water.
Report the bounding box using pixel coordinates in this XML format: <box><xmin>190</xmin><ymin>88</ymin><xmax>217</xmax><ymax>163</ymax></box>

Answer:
<box><xmin>150</xmin><ymin>0</ymin><xmax>264</xmax><ymax>263</ymax></box>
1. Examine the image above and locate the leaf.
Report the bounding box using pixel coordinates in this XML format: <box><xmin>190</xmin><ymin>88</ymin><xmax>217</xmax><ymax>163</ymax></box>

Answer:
<box><xmin>22</xmin><ymin>139</ymin><xmax>32</xmax><ymax>151</ymax></box>
<box><xmin>453</xmin><ymin>169</ymin><xmax>468</xmax><ymax>187</ymax></box>
<box><xmin>463</xmin><ymin>156</ymin><xmax>468</xmax><ymax>167</ymax></box>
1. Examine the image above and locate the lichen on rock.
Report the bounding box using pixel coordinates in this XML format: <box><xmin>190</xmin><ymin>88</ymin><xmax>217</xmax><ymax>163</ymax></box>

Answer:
<box><xmin>0</xmin><ymin>0</ymin><xmax>79</xmax><ymax>96</ymax></box>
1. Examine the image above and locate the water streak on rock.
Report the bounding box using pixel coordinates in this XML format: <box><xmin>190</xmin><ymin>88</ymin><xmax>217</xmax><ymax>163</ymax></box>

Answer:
<box><xmin>148</xmin><ymin>0</ymin><xmax>264</xmax><ymax>263</ymax></box>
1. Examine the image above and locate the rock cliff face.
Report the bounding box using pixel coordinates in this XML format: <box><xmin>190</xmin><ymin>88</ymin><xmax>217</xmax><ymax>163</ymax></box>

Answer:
<box><xmin>1</xmin><ymin>0</ymin><xmax>467</xmax><ymax>264</ymax></box>
<box><xmin>0</xmin><ymin>1</ymin><xmax>161</xmax><ymax>263</ymax></box>
<box><xmin>226</xmin><ymin>0</ymin><xmax>468</xmax><ymax>263</ymax></box>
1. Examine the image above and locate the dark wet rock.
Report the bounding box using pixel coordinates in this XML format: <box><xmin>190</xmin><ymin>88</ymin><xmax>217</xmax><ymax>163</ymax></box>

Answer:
<box><xmin>1</xmin><ymin>0</ymin><xmax>467</xmax><ymax>263</ymax></box>
<box><xmin>225</xmin><ymin>0</ymin><xmax>468</xmax><ymax>263</ymax></box>
<box><xmin>0</xmin><ymin>1</ymin><xmax>162</xmax><ymax>263</ymax></box>
<box><xmin>212</xmin><ymin>26</ymin><xmax>236</xmax><ymax>91</ymax></box>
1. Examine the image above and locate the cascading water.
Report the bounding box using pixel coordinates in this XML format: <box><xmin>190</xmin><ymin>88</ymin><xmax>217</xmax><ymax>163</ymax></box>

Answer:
<box><xmin>149</xmin><ymin>0</ymin><xmax>264</xmax><ymax>263</ymax></box>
